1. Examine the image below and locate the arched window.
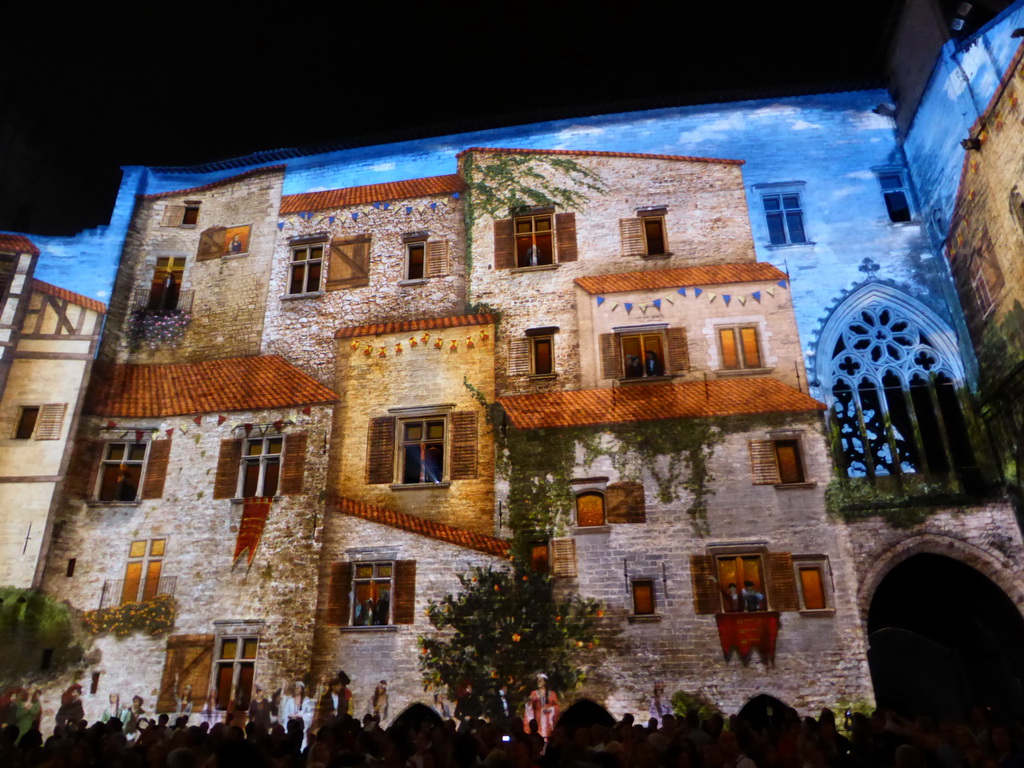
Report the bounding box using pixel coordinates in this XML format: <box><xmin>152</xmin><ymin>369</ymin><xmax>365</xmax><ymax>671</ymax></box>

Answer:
<box><xmin>575</xmin><ymin>492</ymin><xmax>605</xmax><ymax>527</ymax></box>
<box><xmin>819</xmin><ymin>287</ymin><xmax>982</xmax><ymax>492</ymax></box>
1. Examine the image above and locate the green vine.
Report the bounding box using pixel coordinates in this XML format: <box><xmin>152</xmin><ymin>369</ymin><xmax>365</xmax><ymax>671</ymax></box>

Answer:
<box><xmin>824</xmin><ymin>477</ymin><xmax>973</xmax><ymax>528</ymax></box>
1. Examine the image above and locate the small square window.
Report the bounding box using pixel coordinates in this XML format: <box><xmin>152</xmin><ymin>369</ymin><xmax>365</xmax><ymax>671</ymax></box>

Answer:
<box><xmin>794</xmin><ymin>557</ymin><xmax>831</xmax><ymax>611</ymax></box>
<box><xmin>621</xmin><ymin>332</ymin><xmax>665</xmax><ymax>378</ymax></box>
<box><xmin>718</xmin><ymin>326</ymin><xmax>762</xmax><ymax>370</ymax></box>
<box><xmin>717</xmin><ymin>554</ymin><xmax>767</xmax><ymax>612</ymax></box>
<box><xmin>514</xmin><ymin>213</ymin><xmax>554</xmax><ymax>267</ymax></box>
<box><xmin>14</xmin><ymin>407</ymin><xmax>39</xmax><ymax>439</ymax></box>
<box><xmin>575</xmin><ymin>492</ymin><xmax>605</xmax><ymax>526</ymax></box>
<box><xmin>877</xmin><ymin>172</ymin><xmax>912</xmax><ymax>223</ymax></box>
<box><xmin>182</xmin><ymin>204</ymin><xmax>201</xmax><ymax>226</ymax></box>
<box><xmin>632</xmin><ymin>580</ymin><xmax>656</xmax><ymax>616</ymax></box>
<box><xmin>762</xmin><ymin>193</ymin><xmax>807</xmax><ymax>245</ymax></box>
<box><xmin>289</xmin><ymin>244</ymin><xmax>324</xmax><ymax>295</ymax></box>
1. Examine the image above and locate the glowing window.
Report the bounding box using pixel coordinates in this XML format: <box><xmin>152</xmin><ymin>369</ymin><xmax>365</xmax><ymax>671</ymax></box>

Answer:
<box><xmin>352</xmin><ymin>562</ymin><xmax>393</xmax><ymax>626</ymax></box>
<box><xmin>718</xmin><ymin>326</ymin><xmax>761</xmax><ymax>370</ymax></box>
<box><xmin>514</xmin><ymin>213</ymin><xmax>554</xmax><ymax>267</ymax></box>
<box><xmin>575</xmin><ymin>492</ymin><xmax>605</xmax><ymax>527</ymax></box>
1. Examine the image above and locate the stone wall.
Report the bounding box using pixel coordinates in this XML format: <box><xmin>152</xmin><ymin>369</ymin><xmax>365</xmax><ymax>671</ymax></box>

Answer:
<box><xmin>262</xmin><ymin>191</ymin><xmax>466</xmax><ymax>387</ymax></box>
<box><xmin>38</xmin><ymin>403</ymin><xmax>332</xmax><ymax>714</ymax></box>
<box><xmin>101</xmin><ymin>167</ymin><xmax>284</xmax><ymax>364</ymax></box>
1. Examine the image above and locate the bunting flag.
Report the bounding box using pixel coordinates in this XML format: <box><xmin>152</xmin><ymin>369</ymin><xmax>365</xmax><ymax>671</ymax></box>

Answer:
<box><xmin>193</xmin><ymin>416</ymin><xmax>202</xmax><ymax>425</ymax></box>
<box><xmin>652</xmin><ymin>299</ymin><xmax>661</xmax><ymax>310</ymax></box>
<box><xmin>593</xmin><ymin>278</ymin><xmax>788</xmax><ymax>313</ymax></box>
<box><xmin>301</xmin><ymin>406</ymin><xmax>312</xmax><ymax>415</ymax></box>
<box><xmin>234</xmin><ymin>498</ymin><xmax>272</xmax><ymax>565</ymax></box>
<box><xmin>624</xmin><ymin>303</ymin><xmax>633</xmax><ymax>314</ymax></box>
<box><xmin>723</xmin><ymin>294</ymin><xmax>731</xmax><ymax>306</ymax></box>
<box><xmin>166</xmin><ymin>428</ymin><xmax>175</xmax><ymax>438</ymax></box>
<box><xmin>328</xmin><ymin>216</ymin><xmax>335</xmax><ymax>224</ymax></box>
<box><xmin>352</xmin><ymin>212</ymin><xmax>359</xmax><ymax>221</ymax></box>
<box><xmin>135</xmin><ymin>430</ymin><xmax>145</xmax><ymax>441</ymax></box>
<box><xmin>708</xmin><ymin>292</ymin><xmax>718</xmax><ymax>303</ymax></box>
<box><xmin>777</xmin><ymin>280</ymin><xmax>788</xmax><ymax>288</ymax></box>
<box><xmin>752</xmin><ymin>291</ymin><xmax>761</xmax><ymax>302</ymax></box>
<box><xmin>694</xmin><ymin>288</ymin><xmax>703</xmax><ymax>297</ymax></box>
<box><xmin>596</xmin><ymin>296</ymin><xmax>605</xmax><ymax>306</ymax></box>
<box><xmin>277</xmin><ymin>222</ymin><xmax>285</xmax><ymax>230</ymax></box>
<box><xmin>107</xmin><ymin>421</ymin><xmax>118</xmax><ymax>429</ymax></box>
<box><xmin>218</xmin><ymin>415</ymin><xmax>227</xmax><ymax>425</ymax></box>
<box><xmin>677</xmin><ymin>287</ymin><xmax>686</xmax><ymax>296</ymax></box>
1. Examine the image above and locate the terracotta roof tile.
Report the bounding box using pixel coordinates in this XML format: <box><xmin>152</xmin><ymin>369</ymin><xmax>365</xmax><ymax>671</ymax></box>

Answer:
<box><xmin>138</xmin><ymin>165</ymin><xmax>286</xmax><ymax>200</ymax></box>
<box><xmin>329</xmin><ymin>496</ymin><xmax>510</xmax><ymax>558</ymax></box>
<box><xmin>499</xmin><ymin>377</ymin><xmax>824</xmax><ymax>429</ymax></box>
<box><xmin>85</xmin><ymin>355</ymin><xmax>339</xmax><ymax>417</ymax></box>
<box><xmin>32</xmin><ymin>280</ymin><xmax>107</xmax><ymax>315</ymax></box>
<box><xmin>575</xmin><ymin>263</ymin><xmax>787</xmax><ymax>295</ymax></box>
<box><xmin>281</xmin><ymin>175</ymin><xmax>466</xmax><ymax>215</ymax></box>
<box><xmin>457</xmin><ymin>146</ymin><xmax>744</xmax><ymax>166</ymax></box>
<box><xmin>336</xmin><ymin>313</ymin><xmax>494</xmax><ymax>339</ymax></box>
<box><xmin>0</xmin><ymin>233</ymin><xmax>40</xmax><ymax>255</ymax></box>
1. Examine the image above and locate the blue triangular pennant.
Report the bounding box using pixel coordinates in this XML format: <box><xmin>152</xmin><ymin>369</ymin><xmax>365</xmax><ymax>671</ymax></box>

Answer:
<box><xmin>778</xmin><ymin>280</ymin><xmax>788</xmax><ymax>288</ymax></box>
<box><xmin>352</xmin><ymin>212</ymin><xmax>359</xmax><ymax>221</ymax></box>
<box><xmin>406</xmin><ymin>206</ymin><xmax>413</xmax><ymax>214</ymax></box>
<box><xmin>277</xmin><ymin>222</ymin><xmax>284</xmax><ymax>230</ymax></box>
<box><xmin>677</xmin><ymin>287</ymin><xmax>687</xmax><ymax>296</ymax></box>
<box><xmin>723</xmin><ymin>294</ymin><xmax>731</xmax><ymax>306</ymax></box>
<box><xmin>751</xmin><ymin>291</ymin><xmax>761</xmax><ymax>302</ymax></box>
<box><xmin>652</xmin><ymin>299</ymin><xmax>661</xmax><ymax>310</ymax></box>
<box><xmin>328</xmin><ymin>216</ymin><xmax>336</xmax><ymax>224</ymax></box>
<box><xmin>452</xmin><ymin>192</ymin><xmax>460</xmax><ymax>199</ymax></box>
<box><xmin>383</xmin><ymin>203</ymin><xmax>390</xmax><ymax>210</ymax></box>
<box><xmin>372</xmin><ymin>202</ymin><xmax>381</xmax><ymax>209</ymax></box>
<box><xmin>694</xmin><ymin>288</ymin><xmax>703</xmax><ymax>297</ymax></box>
<box><xmin>596</xmin><ymin>296</ymin><xmax>605</xmax><ymax>306</ymax></box>
<box><xmin>624</xmin><ymin>303</ymin><xmax>633</xmax><ymax>314</ymax></box>
<box><xmin>430</xmin><ymin>202</ymin><xmax>437</xmax><ymax>210</ymax></box>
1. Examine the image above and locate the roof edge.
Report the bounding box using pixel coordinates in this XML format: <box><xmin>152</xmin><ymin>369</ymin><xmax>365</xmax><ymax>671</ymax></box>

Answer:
<box><xmin>456</xmin><ymin>146</ymin><xmax>744</xmax><ymax>166</ymax></box>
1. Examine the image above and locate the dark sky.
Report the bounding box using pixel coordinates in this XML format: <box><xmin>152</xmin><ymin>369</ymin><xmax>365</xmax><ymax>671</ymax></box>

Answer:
<box><xmin>2</xmin><ymin>3</ymin><xmax>902</xmax><ymax>234</ymax></box>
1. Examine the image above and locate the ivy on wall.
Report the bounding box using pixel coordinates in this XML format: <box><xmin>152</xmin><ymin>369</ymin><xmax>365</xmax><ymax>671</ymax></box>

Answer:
<box><xmin>0</xmin><ymin>587</ymin><xmax>84</xmax><ymax>687</ymax></box>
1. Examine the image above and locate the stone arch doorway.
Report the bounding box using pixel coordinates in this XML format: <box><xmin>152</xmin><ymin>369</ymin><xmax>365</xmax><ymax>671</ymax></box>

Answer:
<box><xmin>556</xmin><ymin>698</ymin><xmax>615</xmax><ymax>731</ymax></box>
<box><xmin>391</xmin><ymin>702</ymin><xmax>443</xmax><ymax>732</ymax></box>
<box><xmin>867</xmin><ymin>552</ymin><xmax>1024</xmax><ymax>719</ymax></box>
<box><xmin>738</xmin><ymin>694</ymin><xmax>789</xmax><ymax>730</ymax></box>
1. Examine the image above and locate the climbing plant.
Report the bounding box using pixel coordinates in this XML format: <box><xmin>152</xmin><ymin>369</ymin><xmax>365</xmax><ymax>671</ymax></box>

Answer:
<box><xmin>0</xmin><ymin>587</ymin><xmax>85</xmax><ymax>687</ymax></box>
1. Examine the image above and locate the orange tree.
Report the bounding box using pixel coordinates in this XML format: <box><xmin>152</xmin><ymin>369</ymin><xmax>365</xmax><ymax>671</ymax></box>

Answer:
<box><xmin>419</xmin><ymin>555</ymin><xmax>600</xmax><ymax>720</ymax></box>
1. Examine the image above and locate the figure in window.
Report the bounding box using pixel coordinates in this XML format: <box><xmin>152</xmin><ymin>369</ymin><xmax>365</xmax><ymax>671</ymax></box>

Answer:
<box><xmin>724</xmin><ymin>582</ymin><xmax>742</xmax><ymax>612</ymax></box>
<box><xmin>645</xmin><ymin>349</ymin><xmax>663</xmax><ymax>377</ymax></box>
<box><xmin>742</xmin><ymin>580</ymin><xmax>764</xmax><ymax>612</ymax></box>
<box><xmin>228</xmin><ymin>234</ymin><xmax>244</xmax><ymax>254</ymax></box>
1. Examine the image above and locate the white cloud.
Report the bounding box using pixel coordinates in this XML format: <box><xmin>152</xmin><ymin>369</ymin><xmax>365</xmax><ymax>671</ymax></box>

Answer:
<box><xmin>790</xmin><ymin>119</ymin><xmax>824</xmax><ymax>131</ymax></box>
<box><xmin>750</xmin><ymin>104</ymin><xmax>800</xmax><ymax>120</ymax></box>
<box><xmin>831</xmin><ymin>186</ymin><xmax>859</xmax><ymax>199</ymax></box>
<box><xmin>845</xmin><ymin>170</ymin><xmax>874</xmax><ymax>180</ymax></box>
<box><xmin>677</xmin><ymin>114</ymin><xmax>746</xmax><ymax>145</ymax></box>
<box><xmin>96</xmin><ymin>290</ymin><xmax>109</xmax><ymax>298</ymax></box>
<box><xmin>552</xmin><ymin>125</ymin><xmax>607</xmax><ymax>149</ymax></box>
<box><xmin>370</xmin><ymin>162</ymin><xmax>396</xmax><ymax>172</ymax></box>
<box><xmin>848</xmin><ymin>110</ymin><xmax>895</xmax><ymax>130</ymax></box>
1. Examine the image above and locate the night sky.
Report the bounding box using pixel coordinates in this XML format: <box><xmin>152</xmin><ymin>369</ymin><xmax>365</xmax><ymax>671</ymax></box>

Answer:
<box><xmin>3</xmin><ymin>3</ymin><xmax>900</xmax><ymax>235</ymax></box>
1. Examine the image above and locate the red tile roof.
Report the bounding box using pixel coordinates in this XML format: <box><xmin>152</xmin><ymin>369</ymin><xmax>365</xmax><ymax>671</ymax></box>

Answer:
<box><xmin>329</xmin><ymin>496</ymin><xmax>510</xmax><ymax>557</ymax></box>
<box><xmin>138</xmin><ymin>165</ymin><xmax>286</xmax><ymax>200</ymax></box>
<box><xmin>457</xmin><ymin>146</ymin><xmax>744</xmax><ymax>166</ymax></box>
<box><xmin>85</xmin><ymin>355</ymin><xmax>339</xmax><ymax>417</ymax></box>
<box><xmin>0</xmin><ymin>233</ymin><xmax>40</xmax><ymax>255</ymax></box>
<box><xmin>32</xmin><ymin>280</ymin><xmax>107</xmax><ymax>315</ymax></box>
<box><xmin>336</xmin><ymin>313</ymin><xmax>494</xmax><ymax>339</ymax></box>
<box><xmin>575</xmin><ymin>263</ymin><xmax>787</xmax><ymax>295</ymax></box>
<box><xmin>281</xmin><ymin>175</ymin><xmax>466</xmax><ymax>214</ymax></box>
<box><xmin>499</xmin><ymin>377</ymin><xmax>824</xmax><ymax>429</ymax></box>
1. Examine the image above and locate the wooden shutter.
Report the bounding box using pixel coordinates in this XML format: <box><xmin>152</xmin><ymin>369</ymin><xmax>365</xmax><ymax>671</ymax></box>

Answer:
<box><xmin>620</xmin><ymin>218</ymin><xmax>646</xmax><ymax>257</ymax></box>
<box><xmin>600</xmin><ymin>334</ymin><xmax>622</xmax><ymax>379</ymax></box>
<box><xmin>141</xmin><ymin>439</ymin><xmax>172</xmax><ymax>500</ymax></box>
<box><xmin>555</xmin><ymin>212</ymin><xmax>578</xmax><ymax>262</ymax></box>
<box><xmin>366</xmin><ymin>416</ymin><xmax>396</xmax><ymax>484</ymax></box>
<box><xmin>606</xmin><ymin>481</ymin><xmax>646</xmax><ymax>524</ymax></box>
<box><xmin>393</xmin><ymin>560</ymin><xmax>417</xmax><ymax>624</ymax></box>
<box><xmin>213</xmin><ymin>439</ymin><xmax>243</xmax><ymax>499</ymax></box>
<box><xmin>280</xmin><ymin>433</ymin><xmax>307</xmax><ymax>495</ymax></box>
<box><xmin>327</xmin><ymin>237</ymin><xmax>370</xmax><ymax>289</ymax></box>
<box><xmin>551</xmin><ymin>538</ymin><xmax>577</xmax><ymax>578</ymax></box>
<box><xmin>666</xmin><ymin>328</ymin><xmax>689</xmax><ymax>374</ymax></box>
<box><xmin>196</xmin><ymin>226</ymin><xmax>226</xmax><ymax>261</ymax></box>
<box><xmin>494</xmin><ymin>219</ymin><xmax>515</xmax><ymax>270</ymax></box>
<box><xmin>508</xmin><ymin>338</ymin><xmax>531</xmax><ymax>376</ymax></box>
<box><xmin>749</xmin><ymin>440</ymin><xmax>781</xmax><ymax>485</ymax></box>
<box><xmin>426</xmin><ymin>240</ymin><xmax>449</xmax><ymax>278</ymax></box>
<box><xmin>327</xmin><ymin>562</ymin><xmax>353</xmax><ymax>626</ymax></box>
<box><xmin>66</xmin><ymin>438</ymin><xmax>102</xmax><ymax>499</ymax></box>
<box><xmin>161</xmin><ymin>205</ymin><xmax>186</xmax><ymax>227</ymax></box>
<box><xmin>449</xmin><ymin>411</ymin><xmax>478</xmax><ymax>480</ymax></box>
<box><xmin>690</xmin><ymin>554</ymin><xmax>720</xmax><ymax>615</ymax></box>
<box><xmin>767</xmin><ymin>552</ymin><xmax>799</xmax><ymax>611</ymax></box>
<box><xmin>34</xmin><ymin>403</ymin><xmax>67</xmax><ymax>440</ymax></box>
<box><xmin>156</xmin><ymin>634</ymin><xmax>215</xmax><ymax>713</ymax></box>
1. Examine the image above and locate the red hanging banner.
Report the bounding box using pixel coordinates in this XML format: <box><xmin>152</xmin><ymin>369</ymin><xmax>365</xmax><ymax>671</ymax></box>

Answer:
<box><xmin>715</xmin><ymin>612</ymin><xmax>780</xmax><ymax>664</ymax></box>
<box><xmin>233</xmin><ymin>498</ymin><xmax>272</xmax><ymax>565</ymax></box>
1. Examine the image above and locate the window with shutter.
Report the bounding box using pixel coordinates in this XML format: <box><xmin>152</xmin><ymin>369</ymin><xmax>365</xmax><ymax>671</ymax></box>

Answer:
<box><xmin>98</xmin><ymin>442</ymin><xmax>149</xmax><ymax>502</ymax></box>
<box><xmin>551</xmin><ymin>538</ymin><xmax>577</xmax><ymax>578</ymax></box>
<box><xmin>575</xmin><ymin>492</ymin><xmax>605</xmax><ymax>526</ymax></box>
<box><xmin>767</xmin><ymin>552</ymin><xmax>800</xmax><ymax>612</ymax></box>
<box><xmin>449</xmin><ymin>412</ymin><xmax>478</xmax><ymax>480</ymax></box>
<box><xmin>620</xmin><ymin>209</ymin><xmax>668</xmax><ymax>257</ymax></box>
<box><xmin>793</xmin><ymin>556</ymin><xmax>831</xmax><ymax>611</ymax></box>
<box><xmin>280</xmin><ymin>433</ymin><xmax>307</xmax><ymax>495</ymax></box>
<box><xmin>342</xmin><ymin>560</ymin><xmax>416</xmax><ymax>626</ymax></box>
<box><xmin>196</xmin><ymin>226</ymin><xmax>227</xmax><ymax>261</ymax></box>
<box><xmin>601</xmin><ymin>328</ymin><xmax>687</xmax><ymax>380</ymax></box>
<box><xmin>157</xmin><ymin>634</ymin><xmax>215</xmax><ymax>714</ymax></box>
<box><xmin>35</xmin><ymin>403</ymin><xmax>67</xmax><ymax>440</ymax></box>
<box><xmin>426</xmin><ymin>240</ymin><xmax>450</xmax><ymax>278</ymax></box>
<box><xmin>141</xmin><ymin>438</ymin><xmax>172</xmax><ymax>500</ymax></box>
<box><xmin>690</xmin><ymin>554</ymin><xmax>720</xmax><ymax>615</ymax></box>
<box><xmin>749</xmin><ymin>438</ymin><xmax>805</xmax><ymax>485</ymax></box>
<box><xmin>327</xmin><ymin>236</ymin><xmax>371</xmax><ymax>289</ymax></box>
<box><xmin>327</xmin><ymin>562</ymin><xmax>353</xmax><ymax>626</ymax></box>
<box><xmin>214</xmin><ymin>439</ymin><xmax>244</xmax><ymax>499</ymax></box>
<box><xmin>366</xmin><ymin>416</ymin><xmax>397</xmax><ymax>484</ymax></box>
<box><xmin>66</xmin><ymin>438</ymin><xmax>102</xmax><ymax>499</ymax></box>
<box><xmin>555</xmin><ymin>212</ymin><xmax>578</xmax><ymax>262</ymax></box>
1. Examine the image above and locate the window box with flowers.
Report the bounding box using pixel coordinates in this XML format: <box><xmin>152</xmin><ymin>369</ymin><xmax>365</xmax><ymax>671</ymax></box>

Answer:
<box><xmin>126</xmin><ymin>308</ymin><xmax>192</xmax><ymax>348</ymax></box>
<box><xmin>81</xmin><ymin>593</ymin><xmax>177</xmax><ymax>638</ymax></box>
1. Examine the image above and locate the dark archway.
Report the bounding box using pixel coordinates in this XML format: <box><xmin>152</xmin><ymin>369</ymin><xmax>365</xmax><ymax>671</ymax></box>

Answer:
<box><xmin>738</xmin><ymin>694</ymin><xmax>789</xmax><ymax>731</ymax></box>
<box><xmin>391</xmin><ymin>702</ymin><xmax>443</xmax><ymax>732</ymax></box>
<box><xmin>868</xmin><ymin>553</ymin><xmax>1024</xmax><ymax>720</ymax></box>
<box><xmin>556</xmin><ymin>699</ymin><xmax>615</xmax><ymax>731</ymax></box>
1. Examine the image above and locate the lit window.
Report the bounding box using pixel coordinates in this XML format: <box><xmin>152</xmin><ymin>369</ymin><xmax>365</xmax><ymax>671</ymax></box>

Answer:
<box><xmin>241</xmin><ymin>436</ymin><xmax>282</xmax><ymax>498</ymax></box>
<box><xmin>214</xmin><ymin>636</ymin><xmax>258</xmax><ymax>713</ymax></box>
<box><xmin>98</xmin><ymin>442</ymin><xmax>148</xmax><ymax>502</ymax></box>
<box><xmin>575</xmin><ymin>492</ymin><xmax>605</xmax><ymax>526</ymax></box>
<box><xmin>121</xmin><ymin>538</ymin><xmax>166</xmax><ymax>605</ymax></box>
<box><xmin>400</xmin><ymin>418</ymin><xmax>445</xmax><ymax>484</ymax></box>
<box><xmin>352</xmin><ymin>562</ymin><xmax>393</xmax><ymax>626</ymax></box>
<box><xmin>717</xmin><ymin>554</ymin><xmax>767</xmax><ymax>613</ymax></box>
<box><xmin>877</xmin><ymin>172</ymin><xmax>912</xmax><ymax>223</ymax></box>
<box><xmin>632</xmin><ymin>580</ymin><xmax>656</xmax><ymax>616</ymax></box>
<box><xmin>762</xmin><ymin>193</ymin><xmax>807</xmax><ymax>245</ymax></box>
<box><xmin>794</xmin><ymin>557</ymin><xmax>830</xmax><ymax>611</ymax></box>
<box><xmin>530</xmin><ymin>541</ymin><xmax>550</xmax><ymax>574</ymax></box>
<box><xmin>749</xmin><ymin>438</ymin><xmax>805</xmax><ymax>485</ymax></box>
<box><xmin>718</xmin><ymin>326</ymin><xmax>762</xmax><ymax>370</ymax></box>
<box><xmin>514</xmin><ymin>213</ymin><xmax>554</xmax><ymax>267</ymax></box>
<box><xmin>161</xmin><ymin>201</ymin><xmax>201</xmax><ymax>228</ymax></box>
<box><xmin>148</xmin><ymin>256</ymin><xmax>186</xmax><ymax>311</ymax></box>
<box><xmin>406</xmin><ymin>241</ymin><xmax>426</xmax><ymax>280</ymax></box>
<box><xmin>621</xmin><ymin>332</ymin><xmax>665</xmax><ymax>379</ymax></box>
<box><xmin>289</xmin><ymin>243</ymin><xmax>323</xmax><ymax>295</ymax></box>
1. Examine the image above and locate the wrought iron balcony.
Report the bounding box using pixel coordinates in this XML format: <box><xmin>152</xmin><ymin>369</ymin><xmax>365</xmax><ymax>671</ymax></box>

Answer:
<box><xmin>98</xmin><ymin>576</ymin><xmax>177</xmax><ymax>609</ymax></box>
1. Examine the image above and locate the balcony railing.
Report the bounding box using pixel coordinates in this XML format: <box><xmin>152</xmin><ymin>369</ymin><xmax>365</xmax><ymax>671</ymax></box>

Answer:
<box><xmin>99</xmin><ymin>576</ymin><xmax>177</xmax><ymax>609</ymax></box>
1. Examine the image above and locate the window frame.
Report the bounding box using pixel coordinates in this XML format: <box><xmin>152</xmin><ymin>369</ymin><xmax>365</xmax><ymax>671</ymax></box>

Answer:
<box><xmin>637</xmin><ymin>208</ymin><xmax>669</xmax><ymax>257</ymax></box>
<box><xmin>405</xmin><ymin>238</ymin><xmax>427</xmax><ymax>281</ymax></box>
<box><xmin>288</xmin><ymin>242</ymin><xmax>325</xmax><ymax>296</ymax></box>
<box><xmin>212</xmin><ymin>634</ymin><xmax>259</xmax><ymax>713</ymax></box>
<box><xmin>619</xmin><ymin>331</ymin><xmax>667</xmax><ymax>380</ymax></box>
<box><xmin>875</xmin><ymin>170</ymin><xmax>913</xmax><ymax>224</ymax></box>
<box><xmin>240</xmin><ymin>435</ymin><xmax>283</xmax><ymax>498</ymax></box>
<box><xmin>756</xmin><ymin>184</ymin><xmax>809</xmax><ymax>247</ymax></box>
<box><xmin>97</xmin><ymin>441</ymin><xmax>150</xmax><ymax>503</ymax></box>
<box><xmin>121</xmin><ymin>538</ymin><xmax>166</xmax><ymax>605</ymax></box>
<box><xmin>575</xmin><ymin>491</ymin><xmax>606</xmax><ymax>527</ymax></box>
<box><xmin>148</xmin><ymin>255</ymin><xmax>187</xmax><ymax>312</ymax></box>
<box><xmin>530</xmin><ymin>335</ymin><xmax>555</xmax><ymax>376</ymax></box>
<box><xmin>13</xmin><ymin>406</ymin><xmax>40</xmax><ymax>440</ymax></box>
<box><xmin>351</xmin><ymin>561</ymin><xmax>395</xmax><ymax>627</ymax></box>
<box><xmin>397</xmin><ymin>416</ymin><xmax>447</xmax><ymax>485</ymax></box>
<box><xmin>793</xmin><ymin>556</ymin><xmax>832</xmax><ymax>613</ymax></box>
<box><xmin>716</xmin><ymin>325</ymin><xmax>763</xmax><ymax>371</ymax></box>
<box><xmin>181</xmin><ymin>201</ymin><xmax>201</xmax><ymax>228</ymax></box>
<box><xmin>714</xmin><ymin>550</ymin><xmax>769</xmax><ymax>613</ymax></box>
<box><xmin>513</xmin><ymin>211</ymin><xmax>555</xmax><ymax>268</ymax></box>
<box><xmin>631</xmin><ymin>579</ymin><xmax>657</xmax><ymax>617</ymax></box>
